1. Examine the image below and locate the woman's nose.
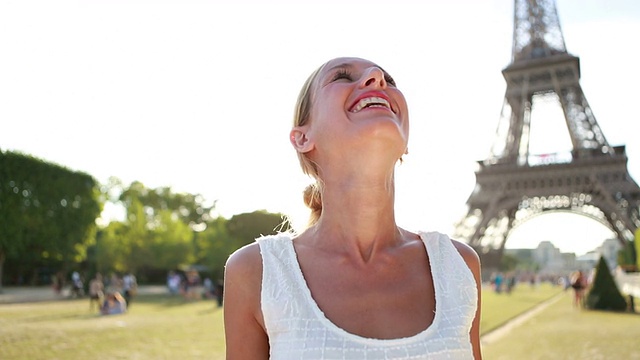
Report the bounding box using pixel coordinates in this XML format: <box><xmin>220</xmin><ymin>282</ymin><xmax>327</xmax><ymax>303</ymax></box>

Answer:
<box><xmin>360</xmin><ymin>67</ymin><xmax>387</xmax><ymax>88</ymax></box>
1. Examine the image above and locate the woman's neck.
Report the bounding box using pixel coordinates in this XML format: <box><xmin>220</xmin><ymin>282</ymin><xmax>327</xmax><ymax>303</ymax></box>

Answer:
<box><xmin>301</xmin><ymin>177</ymin><xmax>406</xmax><ymax>263</ymax></box>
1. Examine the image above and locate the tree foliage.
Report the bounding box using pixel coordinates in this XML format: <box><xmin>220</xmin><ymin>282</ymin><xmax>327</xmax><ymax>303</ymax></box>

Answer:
<box><xmin>586</xmin><ymin>256</ymin><xmax>628</xmax><ymax>311</ymax></box>
<box><xmin>195</xmin><ymin>217</ymin><xmax>236</xmax><ymax>280</ymax></box>
<box><xmin>1</xmin><ymin>156</ymin><xmax>291</xmax><ymax>286</ymax></box>
<box><xmin>95</xmin><ymin>181</ymin><xmax>290</xmax><ymax>282</ymax></box>
<box><xmin>120</xmin><ymin>181</ymin><xmax>215</xmax><ymax>230</ymax></box>
<box><xmin>226</xmin><ymin>210</ymin><xmax>291</xmax><ymax>248</ymax></box>
<box><xmin>0</xmin><ymin>151</ymin><xmax>101</xmax><ymax>288</ymax></box>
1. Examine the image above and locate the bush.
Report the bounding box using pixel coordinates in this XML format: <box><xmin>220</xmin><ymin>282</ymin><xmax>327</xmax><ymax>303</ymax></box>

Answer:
<box><xmin>586</xmin><ymin>256</ymin><xmax>628</xmax><ymax>311</ymax></box>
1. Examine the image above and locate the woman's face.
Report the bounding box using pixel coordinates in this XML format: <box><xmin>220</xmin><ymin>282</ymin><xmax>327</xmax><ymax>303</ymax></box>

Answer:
<box><xmin>300</xmin><ymin>57</ymin><xmax>409</xmax><ymax>164</ymax></box>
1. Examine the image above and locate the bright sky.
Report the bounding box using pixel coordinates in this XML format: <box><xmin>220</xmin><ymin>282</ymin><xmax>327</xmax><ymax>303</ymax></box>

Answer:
<box><xmin>1</xmin><ymin>0</ymin><xmax>639</xmax><ymax>256</ymax></box>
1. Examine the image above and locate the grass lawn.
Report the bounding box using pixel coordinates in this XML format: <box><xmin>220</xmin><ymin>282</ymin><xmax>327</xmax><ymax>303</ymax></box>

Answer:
<box><xmin>480</xmin><ymin>281</ymin><xmax>564</xmax><ymax>334</ymax></box>
<box><xmin>1</xmin><ymin>282</ymin><xmax>627</xmax><ymax>359</ymax></box>
<box><xmin>0</xmin><ymin>294</ymin><xmax>225</xmax><ymax>360</ymax></box>
<box><xmin>482</xmin><ymin>291</ymin><xmax>640</xmax><ymax>359</ymax></box>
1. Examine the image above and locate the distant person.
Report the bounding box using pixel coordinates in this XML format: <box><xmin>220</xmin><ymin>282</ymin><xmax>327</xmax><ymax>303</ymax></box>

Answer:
<box><xmin>88</xmin><ymin>273</ymin><xmax>105</xmax><ymax>312</ymax></box>
<box><xmin>559</xmin><ymin>275</ymin><xmax>571</xmax><ymax>290</ymax></box>
<box><xmin>505</xmin><ymin>273</ymin><xmax>516</xmax><ymax>294</ymax></box>
<box><xmin>70</xmin><ymin>271</ymin><xmax>84</xmax><ymax>298</ymax></box>
<box><xmin>494</xmin><ymin>272</ymin><xmax>504</xmax><ymax>293</ymax></box>
<box><xmin>203</xmin><ymin>277</ymin><xmax>214</xmax><ymax>299</ymax></box>
<box><xmin>122</xmin><ymin>272</ymin><xmax>137</xmax><ymax>307</ymax></box>
<box><xmin>570</xmin><ymin>270</ymin><xmax>588</xmax><ymax>308</ymax></box>
<box><xmin>185</xmin><ymin>269</ymin><xmax>201</xmax><ymax>300</ymax></box>
<box><xmin>167</xmin><ymin>271</ymin><xmax>181</xmax><ymax>295</ymax></box>
<box><xmin>223</xmin><ymin>57</ymin><xmax>482</xmax><ymax>359</ymax></box>
<box><xmin>215</xmin><ymin>280</ymin><xmax>223</xmax><ymax>307</ymax></box>
<box><xmin>108</xmin><ymin>272</ymin><xmax>123</xmax><ymax>293</ymax></box>
<box><xmin>52</xmin><ymin>271</ymin><xmax>64</xmax><ymax>296</ymax></box>
<box><xmin>101</xmin><ymin>291</ymin><xmax>127</xmax><ymax>315</ymax></box>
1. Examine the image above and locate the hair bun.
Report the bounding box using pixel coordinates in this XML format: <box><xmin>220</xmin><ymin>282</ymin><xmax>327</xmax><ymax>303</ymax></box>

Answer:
<box><xmin>303</xmin><ymin>183</ymin><xmax>322</xmax><ymax>211</ymax></box>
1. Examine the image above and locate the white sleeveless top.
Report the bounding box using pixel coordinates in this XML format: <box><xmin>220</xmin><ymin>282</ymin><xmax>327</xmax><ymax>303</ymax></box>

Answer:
<box><xmin>257</xmin><ymin>231</ymin><xmax>477</xmax><ymax>359</ymax></box>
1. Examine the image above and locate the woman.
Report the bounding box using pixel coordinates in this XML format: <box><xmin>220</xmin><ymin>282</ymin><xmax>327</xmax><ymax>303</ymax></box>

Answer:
<box><xmin>88</xmin><ymin>273</ymin><xmax>105</xmax><ymax>312</ymax></box>
<box><xmin>100</xmin><ymin>291</ymin><xmax>127</xmax><ymax>315</ymax></box>
<box><xmin>570</xmin><ymin>270</ymin><xmax>587</xmax><ymax>308</ymax></box>
<box><xmin>224</xmin><ymin>57</ymin><xmax>482</xmax><ymax>359</ymax></box>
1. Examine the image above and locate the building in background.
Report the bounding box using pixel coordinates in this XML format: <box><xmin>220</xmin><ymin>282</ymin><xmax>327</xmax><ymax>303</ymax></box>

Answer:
<box><xmin>506</xmin><ymin>238</ymin><xmax>620</xmax><ymax>276</ymax></box>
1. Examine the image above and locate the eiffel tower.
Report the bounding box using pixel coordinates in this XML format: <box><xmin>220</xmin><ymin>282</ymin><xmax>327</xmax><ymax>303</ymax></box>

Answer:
<box><xmin>454</xmin><ymin>0</ymin><xmax>640</xmax><ymax>270</ymax></box>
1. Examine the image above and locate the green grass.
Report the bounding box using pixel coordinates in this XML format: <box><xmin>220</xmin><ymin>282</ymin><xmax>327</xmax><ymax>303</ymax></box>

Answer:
<box><xmin>1</xmin><ymin>283</ymin><xmax>633</xmax><ymax>359</ymax></box>
<box><xmin>482</xmin><ymin>291</ymin><xmax>640</xmax><ymax>359</ymax></box>
<box><xmin>480</xmin><ymin>282</ymin><xmax>564</xmax><ymax>334</ymax></box>
<box><xmin>0</xmin><ymin>294</ymin><xmax>225</xmax><ymax>360</ymax></box>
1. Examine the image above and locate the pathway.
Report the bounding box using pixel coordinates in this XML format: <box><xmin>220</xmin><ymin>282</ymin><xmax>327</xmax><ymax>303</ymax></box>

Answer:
<box><xmin>0</xmin><ymin>285</ymin><xmax>167</xmax><ymax>304</ymax></box>
<box><xmin>480</xmin><ymin>291</ymin><xmax>565</xmax><ymax>345</ymax></box>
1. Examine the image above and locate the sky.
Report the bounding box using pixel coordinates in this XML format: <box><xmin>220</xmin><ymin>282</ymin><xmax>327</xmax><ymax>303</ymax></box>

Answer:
<box><xmin>1</xmin><ymin>0</ymin><xmax>639</xmax><ymax>256</ymax></box>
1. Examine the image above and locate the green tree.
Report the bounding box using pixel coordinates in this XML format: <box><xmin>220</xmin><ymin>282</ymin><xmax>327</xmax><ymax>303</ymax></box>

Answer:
<box><xmin>586</xmin><ymin>256</ymin><xmax>628</xmax><ymax>311</ymax></box>
<box><xmin>95</xmin><ymin>222</ymin><xmax>129</xmax><ymax>274</ymax></box>
<box><xmin>120</xmin><ymin>181</ymin><xmax>215</xmax><ymax>230</ymax></box>
<box><xmin>96</xmin><ymin>180</ymin><xmax>217</xmax><ymax>281</ymax></box>
<box><xmin>196</xmin><ymin>217</ymin><xmax>234</xmax><ymax>280</ymax></box>
<box><xmin>193</xmin><ymin>211</ymin><xmax>291</xmax><ymax>280</ymax></box>
<box><xmin>148</xmin><ymin>209</ymin><xmax>195</xmax><ymax>271</ymax></box>
<box><xmin>226</xmin><ymin>210</ymin><xmax>291</xmax><ymax>248</ymax></box>
<box><xmin>0</xmin><ymin>151</ymin><xmax>101</xmax><ymax>289</ymax></box>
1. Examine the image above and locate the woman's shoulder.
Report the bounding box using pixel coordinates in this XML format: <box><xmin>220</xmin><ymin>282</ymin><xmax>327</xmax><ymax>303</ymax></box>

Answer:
<box><xmin>226</xmin><ymin>242</ymin><xmax>262</xmax><ymax>278</ymax></box>
<box><xmin>225</xmin><ymin>232</ymin><xmax>294</xmax><ymax>283</ymax></box>
<box><xmin>225</xmin><ymin>243</ymin><xmax>263</xmax><ymax>300</ymax></box>
<box><xmin>450</xmin><ymin>239</ymin><xmax>480</xmax><ymax>263</ymax></box>
<box><xmin>419</xmin><ymin>231</ymin><xmax>481</xmax><ymax>271</ymax></box>
<box><xmin>450</xmin><ymin>238</ymin><xmax>481</xmax><ymax>279</ymax></box>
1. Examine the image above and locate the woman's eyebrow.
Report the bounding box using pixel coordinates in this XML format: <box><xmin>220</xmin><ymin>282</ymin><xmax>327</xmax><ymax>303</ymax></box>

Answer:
<box><xmin>328</xmin><ymin>62</ymin><xmax>388</xmax><ymax>75</ymax></box>
<box><xmin>326</xmin><ymin>63</ymin><xmax>354</xmax><ymax>72</ymax></box>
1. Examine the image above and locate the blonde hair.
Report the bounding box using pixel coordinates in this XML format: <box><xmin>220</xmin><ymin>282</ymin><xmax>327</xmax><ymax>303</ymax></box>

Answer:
<box><xmin>293</xmin><ymin>62</ymin><xmax>327</xmax><ymax>227</ymax></box>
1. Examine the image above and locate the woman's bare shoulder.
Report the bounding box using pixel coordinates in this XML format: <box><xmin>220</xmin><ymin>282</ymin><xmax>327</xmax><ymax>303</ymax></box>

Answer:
<box><xmin>224</xmin><ymin>242</ymin><xmax>270</xmax><ymax>358</ymax></box>
<box><xmin>450</xmin><ymin>238</ymin><xmax>481</xmax><ymax>270</ymax></box>
<box><xmin>224</xmin><ymin>242</ymin><xmax>263</xmax><ymax>321</ymax></box>
<box><xmin>225</xmin><ymin>242</ymin><xmax>263</xmax><ymax>282</ymax></box>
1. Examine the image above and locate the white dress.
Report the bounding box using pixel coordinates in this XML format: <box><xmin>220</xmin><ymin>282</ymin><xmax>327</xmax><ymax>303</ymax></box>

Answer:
<box><xmin>257</xmin><ymin>231</ymin><xmax>478</xmax><ymax>359</ymax></box>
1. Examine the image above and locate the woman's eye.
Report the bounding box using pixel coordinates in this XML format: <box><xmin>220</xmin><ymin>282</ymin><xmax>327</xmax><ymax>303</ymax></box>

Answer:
<box><xmin>384</xmin><ymin>74</ymin><xmax>396</xmax><ymax>87</ymax></box>
<box><xmin>332</xmin><ymin>70</ymin><xmax>352</xmax><ymax>82</ymax></box>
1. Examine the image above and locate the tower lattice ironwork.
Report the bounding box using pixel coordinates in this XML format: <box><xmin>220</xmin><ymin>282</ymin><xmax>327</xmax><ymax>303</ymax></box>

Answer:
<box><xmin>453</xmin><ymin>0</ymin><xmax>640</xmax><ymax>270</ymax></box>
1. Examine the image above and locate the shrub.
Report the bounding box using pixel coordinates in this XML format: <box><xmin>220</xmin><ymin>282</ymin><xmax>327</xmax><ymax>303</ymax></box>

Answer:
<box><xmin>586</xmin><ymin>256</ymin><xmax>628</xmax><ymax>311</ymax></box>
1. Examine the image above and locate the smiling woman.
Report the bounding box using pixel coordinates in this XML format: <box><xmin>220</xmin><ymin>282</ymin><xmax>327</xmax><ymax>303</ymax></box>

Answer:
<box><xmin>222</xmin><ymin>57</ymin><xmax>483</xmax><ymax>360</ymax></box>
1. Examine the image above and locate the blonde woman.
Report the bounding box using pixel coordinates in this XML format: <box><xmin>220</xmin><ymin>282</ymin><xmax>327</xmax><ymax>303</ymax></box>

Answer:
<box><xmin>224</xmin><ymin>57</ymin><xmax>482</xmax><ymax>359</ymax></box>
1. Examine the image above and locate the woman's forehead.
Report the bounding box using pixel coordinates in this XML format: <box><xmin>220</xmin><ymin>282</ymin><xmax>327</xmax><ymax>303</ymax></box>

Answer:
<box><xmin>322</xmin><ymin>57</ymin><xmax>380</xmax><ymax>72</ymax></box>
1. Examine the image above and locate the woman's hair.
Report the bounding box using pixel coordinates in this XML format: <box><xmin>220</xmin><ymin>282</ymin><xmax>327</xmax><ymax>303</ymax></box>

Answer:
<box><xmin>293</xmin><ymin>62</ymin><xmax>327</xmax><ymax>227</ymax></box>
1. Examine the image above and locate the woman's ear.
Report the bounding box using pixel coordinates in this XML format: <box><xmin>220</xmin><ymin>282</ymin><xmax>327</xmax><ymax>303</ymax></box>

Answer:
<box><xmin>290</xmin><ymin>127</ymin><xmax>314</xmax><ymax>153</ymax></box>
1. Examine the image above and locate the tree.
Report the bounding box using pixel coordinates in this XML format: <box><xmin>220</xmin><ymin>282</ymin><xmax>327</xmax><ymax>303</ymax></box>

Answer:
<box><xmin>195</xmin><ymin>217</ymin><xmax>235</xmax><ymax>280</ymax></box>
<box><xmin>226</xmin><ymin>210</ymin><xmax>291</xmax><ymax>249</ymax></box>
<box><xmin>95</xmin><ymin>222</ymin><xmax>128</xmax><ymax>274</ymax></box>
<box><xmin>95</xmin><ymin>181</ymin><xmax>293</xmax><ymax>282</ymax></box>
<box><xmin>119</xmin><ymin>181</ymin><xmax>215</xmax><ymax>230</ymax></box>
<box><xmin>96</xmin><ymin>180</ymin><xmax>217</xmax><ymax>281</ymax></box>
<box><xmin>586</xmin><ymin>256</ymin><xmax>628</xmax><ymax>311</ymax></box>
<box><xmin>0</xmin><ymin>151</ymin><xmax>101</xmax><ymax>289</ymax></box>
<box><xmin>147</xmin><ymin>209</ymin><xmax>195</xmax><ymax>271</ymax></box>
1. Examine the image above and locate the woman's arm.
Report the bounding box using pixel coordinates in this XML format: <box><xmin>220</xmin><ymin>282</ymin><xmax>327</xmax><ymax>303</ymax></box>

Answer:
<box><xmin>223</xmin><ymin>243</ymin><xmax>270</xmax><ymax>360</ymax></box>
<box><xmin>453</xmin><ymin>240</ymin><xmax>483</xmax><ymax>360</ymax></box>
